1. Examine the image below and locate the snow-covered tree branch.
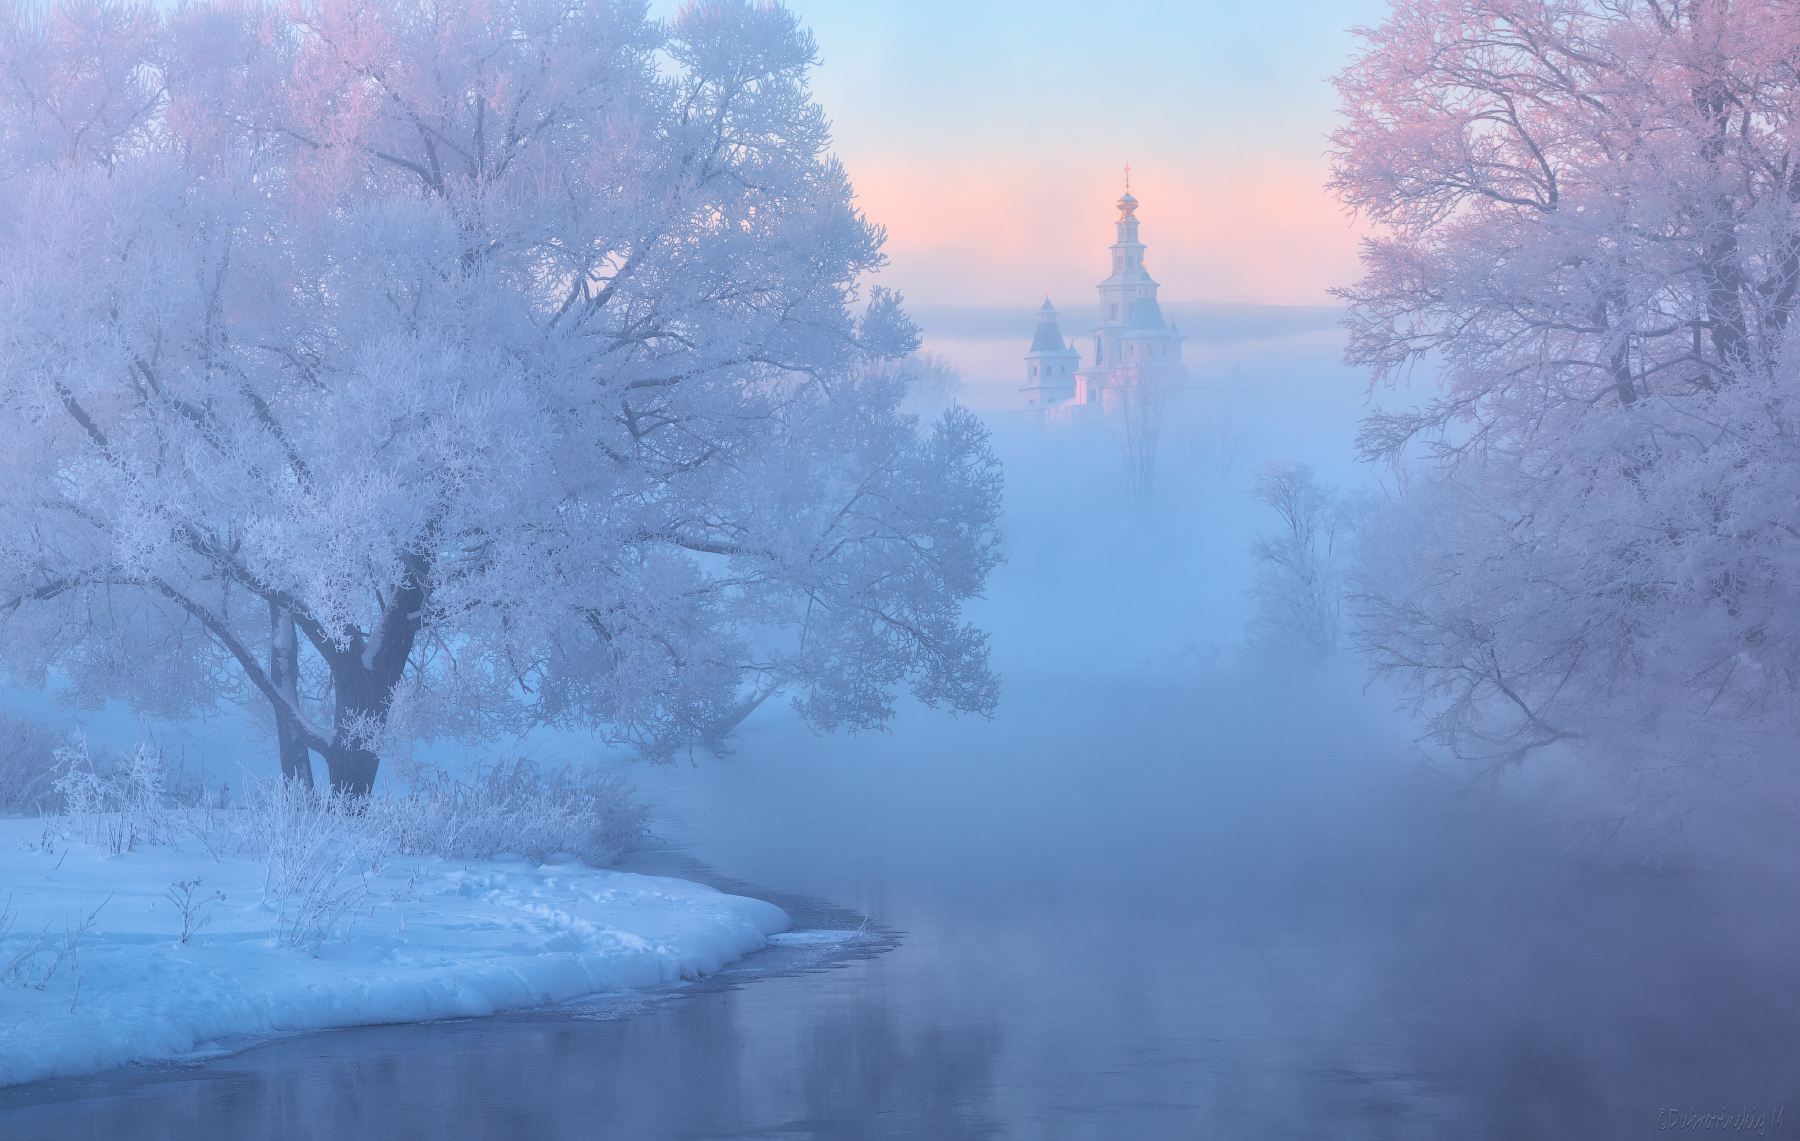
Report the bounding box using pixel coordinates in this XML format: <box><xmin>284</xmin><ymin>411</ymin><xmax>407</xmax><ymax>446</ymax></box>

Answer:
<box><xmin>0</xmin><ymin>0</ymin><xmax>1002</xmax><ymax>793</ymax></box>
<box><xmin>1333</xmin><ymin>0</ymin><xmax>1800</xmax><ymax>770</ymax></box>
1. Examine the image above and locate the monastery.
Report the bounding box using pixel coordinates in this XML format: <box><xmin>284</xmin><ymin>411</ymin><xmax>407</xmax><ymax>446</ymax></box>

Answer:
<box><xmin>1020</xmin><ymin>182</ymin><xmax>1186</xmax><ymax>413</ymax></box>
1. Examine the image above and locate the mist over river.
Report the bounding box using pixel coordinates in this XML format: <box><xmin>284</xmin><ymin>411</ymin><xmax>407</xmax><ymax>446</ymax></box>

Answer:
<box><xmin>6</xmin><ymin>368</ymin><xmax>1800</xmax><ymax>1140</ymax></box>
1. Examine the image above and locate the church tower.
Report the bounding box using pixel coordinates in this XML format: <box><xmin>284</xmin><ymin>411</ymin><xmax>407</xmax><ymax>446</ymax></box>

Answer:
<box><xmin>1023</xmin><ymin>176</ymin><xmax>1186</xmax><ymax>414</ymax></box>
<box><xmin>1074</xmin><ymin>180</ymin><xmax>1185</xmax><ymax>408</ymax></box>
<box><xmin>1021</xmin><ymin>298</ymin><xmax>1080</xmax><ymax>408</ymax></box>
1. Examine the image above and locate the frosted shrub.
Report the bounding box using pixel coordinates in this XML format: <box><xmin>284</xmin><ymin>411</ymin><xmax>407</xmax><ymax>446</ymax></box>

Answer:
<box><xmin>53</xmin><ymin>742</ymin><xmax>187</xmax><ymax>854</ymax></box>
<box><xmin>27</xmin><ymin>737</ymin><xmax>646</xmax><ymax>951</ymax></box>
<box><xmin>0</xmin><ymin>893</ymin><xmax>106</xmax><ymax>991</ymax></box>
<box><xmin>372</xmin><ymin>760</ymin><xmax>647</xmax><ymax>866</ymax></box>
<box><xmin>0</xmin><ymin>715</ymin><xmax>64</xmax><ymax>815</ymax></box>
<box><xmin>234</xmin><ymin>761</ymin><xmax>645</xmax><ymax>949</ymax></box>
<box><xmin>237</xmin><ymin>777</ymin><xmax>386</xmax><ymax>951</ymax></box>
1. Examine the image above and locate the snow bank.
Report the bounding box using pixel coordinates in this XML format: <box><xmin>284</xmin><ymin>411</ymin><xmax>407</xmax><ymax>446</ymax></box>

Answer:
<box><xmin>0</xmin><ymin>817</ymin><xmax>788</xmax><ymax>1088</ymax></box>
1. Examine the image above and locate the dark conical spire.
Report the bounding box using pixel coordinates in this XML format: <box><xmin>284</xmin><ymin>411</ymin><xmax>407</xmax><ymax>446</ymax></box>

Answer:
<box><xmin>1030</xmin><ymin>299</ymin><xmax>1068</xmax><ymax>352</ymax></box>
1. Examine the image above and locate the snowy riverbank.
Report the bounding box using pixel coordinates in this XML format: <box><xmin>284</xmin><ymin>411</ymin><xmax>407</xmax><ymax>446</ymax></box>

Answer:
<box><xmin>0</xmin><ymin>816</ymin><xmax>789</xmax><ymax>1088</ymax></box>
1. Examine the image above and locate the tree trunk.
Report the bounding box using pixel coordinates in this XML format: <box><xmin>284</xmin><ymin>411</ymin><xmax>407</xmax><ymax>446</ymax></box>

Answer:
<box><xmin>1110</xmin><ymin>378</ymin><xmax>1167</xmax><ymax>516</ymax></box>
<box><xmin>269</xmin><ymin>601</ymin><xmax>314</xmax><ymax>788</ymax></box>
<box><xmin>314</xmin><ymin>555</ymin><xmax>429</xmax><ymax>797</ymax></box>
<box><xmin>322</xmin><ymin>655</ymin><xmax>386</xmax><ymax>797</ymax></box>
<box><xmin>702</xmin><ymin>682</ymin><xmax>782</xmax><ymax>754</ymax></box>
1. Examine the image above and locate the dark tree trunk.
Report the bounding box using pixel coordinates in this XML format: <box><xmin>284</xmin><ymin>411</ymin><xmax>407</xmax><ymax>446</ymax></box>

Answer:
<box><xmin>269</xmin><ymin>602</ymin><xmax>314</xmax><ymax>788</ymax></box>
<box><xmin>702</xmin><ymin>683</ymin><xmax>782</xmax><ymax>754</ymax></box>
<box><xmin>1695</xmin><ymin>82</ymin><xmax>1754</xmax><ymax>377</ymax></box>
<box><xmin>314</xmin><ymin>554</ymin><xmax>430</xmax><ymax>797</ymax></box>
<box><xmin>322</xmin><ymin>654</ymin><xmax>388</xmax><ymax>797</ymax></box>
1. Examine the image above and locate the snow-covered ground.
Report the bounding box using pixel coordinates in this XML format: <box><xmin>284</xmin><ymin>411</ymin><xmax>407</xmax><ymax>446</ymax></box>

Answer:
<box><xmin>0</xmin><ymin>816</ymin><xmax>788</xmax><ymax>1088</ymax></box>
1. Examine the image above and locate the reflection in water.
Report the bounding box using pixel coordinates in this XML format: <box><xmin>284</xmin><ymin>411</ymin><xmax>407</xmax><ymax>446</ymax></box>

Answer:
<box><xmin>798</xmin><ymin>1005</ymin><xmax>1002</xmax><ymax>1138</ymax></box>
<box><xmin>3</xmin><ymin>672</ymin><xmax>1800</xmax><ymax>1140</ymax></box>
<box><xmin>0</xmin><ymin>969</ymin><xmax>1004</xmax><ymax>1140</ymax></box>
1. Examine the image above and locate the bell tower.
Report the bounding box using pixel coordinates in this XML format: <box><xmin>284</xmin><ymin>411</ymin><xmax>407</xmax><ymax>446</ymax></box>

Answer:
<box><xmin>1074</xmin><ymin>171</ymin><xmax>1185</xmax><ymax>408</ymax></box>
<box><xmin>1025</xmin><ymin>171</ymin><xmax>1186</xmax><ymax>413</ymax></box>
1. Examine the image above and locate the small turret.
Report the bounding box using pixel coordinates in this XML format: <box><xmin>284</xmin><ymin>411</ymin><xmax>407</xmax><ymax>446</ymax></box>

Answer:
<box><xmin>1021</xmin><ymin>298</ymin><xmax>1080</xmax><ymax>408</ymax></box>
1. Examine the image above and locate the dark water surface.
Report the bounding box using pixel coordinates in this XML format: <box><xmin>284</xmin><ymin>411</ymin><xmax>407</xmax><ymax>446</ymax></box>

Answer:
<box><xmin>4</xmin><ymin>673</ymin><xmax>1800</xmax><ymax>1140</ymax></box>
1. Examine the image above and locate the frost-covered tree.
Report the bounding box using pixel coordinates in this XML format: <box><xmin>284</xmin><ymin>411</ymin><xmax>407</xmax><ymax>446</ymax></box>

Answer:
<box><xmin>0</xmin><ymin>0</ymin><xmax>1002</xmax><ymax>793</ymax></box>
<box><xmin>1107</xmin><ymin>378</ymin><xmax>1169</xmax><ymax>516</ymax></box>
<box><xmin>896</xmin><ymin>351</ymin><xmax>965</xmax><ymax>416</ymax></box>
<box><xmin>1332</xmin><ymin>0</ymin><xmax>1800</xmax><ymax>767</ymax></box>
<box><xmin>1245</xmin><ymin>462</ymin><xmax>1351</xmax><ymax>664</ymax></box>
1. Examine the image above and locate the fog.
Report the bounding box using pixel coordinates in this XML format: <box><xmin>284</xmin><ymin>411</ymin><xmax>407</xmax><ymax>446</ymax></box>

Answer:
<box><xmin>8</xmin><ymin>308</ymin><xmax>1797</xmax><ymax>1140</ymax></box>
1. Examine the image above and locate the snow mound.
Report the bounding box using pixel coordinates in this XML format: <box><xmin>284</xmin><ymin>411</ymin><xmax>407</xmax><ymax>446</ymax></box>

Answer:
<box><xmin>0</xmin><ymin>817</ymin><xmax>788</xmax><ymax>1088</ymax></box>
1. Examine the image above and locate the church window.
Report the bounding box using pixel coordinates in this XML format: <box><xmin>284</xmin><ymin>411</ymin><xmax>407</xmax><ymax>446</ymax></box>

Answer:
<box><xmin>1110</xmin><ymin>304</ymin><xmax>1118</xmax><ymax>319</ymax></box>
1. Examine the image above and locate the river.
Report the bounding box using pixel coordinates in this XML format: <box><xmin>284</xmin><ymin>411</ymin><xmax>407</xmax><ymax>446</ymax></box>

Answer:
<box><xmin>5</xmin><ymin>665</ymin><xmax>1798</xmax><ymax>1140</ymax></box>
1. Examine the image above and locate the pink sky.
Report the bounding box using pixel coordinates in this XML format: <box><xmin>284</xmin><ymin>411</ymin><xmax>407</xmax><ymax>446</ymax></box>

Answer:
<box><xmin>853</xmin><ymin>152</ymin><xmax>1367</xmax><ymax>308</ymax></box>
<box><xmin>659</xmin><ymin>0</ymin><xmax>1393</xmax><ymax>310</ymax></box>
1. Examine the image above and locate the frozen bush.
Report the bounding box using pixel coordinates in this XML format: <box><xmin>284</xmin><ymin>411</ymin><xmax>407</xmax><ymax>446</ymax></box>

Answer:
<box><xmin>0</xmin><ymin>715</ymin><xmax>65</xmax><ymax>815</ymax></box>
<box><xmin>53</xmin><ymin>742</ymin><xmax>184</xmax><ymax>853</ymax></box>
<box><xmin>233</xmin><ymin>759</ymin><xmax>646</xmax><ymax>949</ymax></box>
<box><xmin>237</xmin><ymin>776</ymin><xmax>385</xmax><ymax>950</ymax></box>
<box><xmin>46</xmin><ymin>740</ymin><xmax>223</xmax><ymax>854</ymax></box>
<box><xmin>0</xmin><ymin>893</ymin><xmax>105</xmax><ymax>990</ymax></box>
<box><xmin>372</xmin><ymin>759</ymin><xmax>647</xmax><ymax>867</ymax></box>
<box><xmin>34</xmin><ymin>742</ymin><xmax>647</xmax><ymax>951</ymax></box>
